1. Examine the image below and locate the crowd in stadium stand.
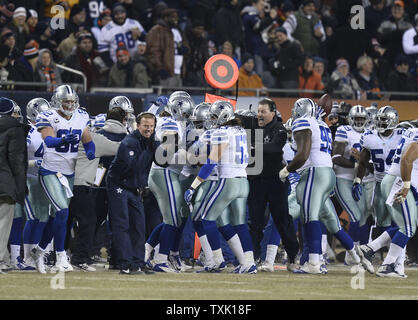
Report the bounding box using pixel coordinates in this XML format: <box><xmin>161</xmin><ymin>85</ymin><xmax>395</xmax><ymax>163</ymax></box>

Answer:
<box><xmin>0</xmin><ymin>0</ymin><xmax>417</xmax><ymax>99</ymax></box>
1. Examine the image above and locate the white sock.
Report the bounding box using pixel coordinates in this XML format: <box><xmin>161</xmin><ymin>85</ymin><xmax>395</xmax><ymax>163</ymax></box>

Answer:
<box><xmin>244</xmin><ymin>251</ymin><xmax>255</xmax><ymax>265</ymax></box>
<box><xmin>213</xmin><ymin>248</ymin><xmax>224</xmax><ymax>265</ymax></box>
<box><xmin>395</xmin><ymin>248</ymin><xmax>406</xmax><ymax>275</ymax></box>
<box><xmin>153</xmin><ymin>253</ymin><xmax>168</xmax><ymax>264</ymax></box>
<box><xmin>368</xmin><ymin>231</ymin><xmax>391</xmax><ymax>252</ymax></box>
<box><xmin>154</xmin><ymin>244</ymin><xmax>160</xmax><ymax>257</ymax></box>
<box><xmin>383</xmin><ymin>243</ymin><xmax>404</xmax><ymax>265</ymax></box>
<box><xmin>348</xmin><ymin>248</ymin><xmax>360</xmax><ymax>263</ymax></box>
<box><xmin>199</xmin><ymin>235</ymin><xmax>215</xmax><ymax>266</ymax></box>
<box><xmin>265</xmin><ymin>245</ymin><xmax>278</xmax><ymax>265</ymax></box>
<box><xmin>309</xmin><ymin>253</ymin><xmax>319</xmax><ymax>265</ymax></box>
<box><xmin>45</xmin><ymin>242</ymin><xmax>53</xmax><ymax>253</ymax></box>
<box><xmin>145</xmin><ymin>243</ymin><xmax>153</xmax><ymax>262</ymax></box>
<box><xmin>227</xmin><ymin>234</ymin><xmax>246</xmax><ymax>265</ymax></box>
<box><xmin>24</xmin><ymin>244</ymin><xmax>34</xmax><ymax>261</ymax></box>
<box><xmin>321</xmin><ymin>234</ymin><xmax>328</xmax><ymax>255</ymax></box>
<box><xmin>10</xmin><ymin>245</ymin><xmax>20</xmax><ymax>262</ymax></box>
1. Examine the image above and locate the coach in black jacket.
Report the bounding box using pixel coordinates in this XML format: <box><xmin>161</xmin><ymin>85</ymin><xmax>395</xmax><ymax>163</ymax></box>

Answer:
<box><xmin>0</xmin><ymin>98</ymin><xmax>28</xmax><ymax>272</ymax></box>
<box><xmin>106</xmin><ymin>112</ymin><xmax>159</xmax><ymax>275</ymax></box>
<box><xmin>236</xmin><ymin>98</ymin><xmax>299</xmax><ymax>270</ymax></box>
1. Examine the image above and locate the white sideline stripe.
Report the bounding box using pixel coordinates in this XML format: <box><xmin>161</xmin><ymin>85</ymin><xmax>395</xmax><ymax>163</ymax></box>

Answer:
<box><xmin>67</xmin><ymin>276</ymin><xmax>250</xmax><ymax>285</ymax></box>
<box><xmin>0</xmin><ymin>284</ymin><xmax>264</xmax><ymax>294</ymax></box>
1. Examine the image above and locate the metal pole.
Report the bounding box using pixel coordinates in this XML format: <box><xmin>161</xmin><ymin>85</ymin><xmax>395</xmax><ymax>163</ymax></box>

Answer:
<box><xmin>56</xmin><ymin>64</ymin><xmax>88</xmax><ymax>92</ymax></box>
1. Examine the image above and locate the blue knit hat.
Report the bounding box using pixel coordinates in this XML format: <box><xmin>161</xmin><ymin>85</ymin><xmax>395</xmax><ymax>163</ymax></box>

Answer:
<box><xmin>0</xmin><ymin>97</ymin><xmax>14</xmax><ymax>115</ymax></box>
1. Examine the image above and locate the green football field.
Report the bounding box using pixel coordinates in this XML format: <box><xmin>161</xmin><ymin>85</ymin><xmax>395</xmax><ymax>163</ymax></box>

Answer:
<box><xmin>1</xmin><ymin>264</ymin><xmax>418</xmax><ymax>300</ymax></box>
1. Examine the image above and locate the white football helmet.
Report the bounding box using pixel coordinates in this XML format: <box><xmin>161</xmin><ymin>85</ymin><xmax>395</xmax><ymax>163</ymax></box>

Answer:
<box><xmin>291</xmin><ymin>98</ymin><xmax>316</xmax><ymax>120</ymax></box>
<box><xmin>189</xmin><ymin>102</ymin><xmax>211</xmax><ymax>130</ymax></box>
<box><xmin>109</xmin><ymin>96</ymin><xmax>134</xmax><ymax>114</ymax></box>
<box><xmin>167</xmin><ymin>92</ymin><xmax>195</xmax><ymax>121</ymax></box>
<box><xmin>365</xmin><ymin>105</ymin><xmax>378</xmax><ymax>129</ymax></box>
<box><xmin>51</xmin><ymin>84</ymin><xmax>79</xmax><ymax>117</ymax></box>
<box><xmin>26</xmin><ymin>98</ymin><xmax>51</xmax><ymax>123</ymax></box>
<box><xmin>375</xmin><ymin>106</ymin><xmax>399</xmax><ymax>133</ymax></box>
<box><xmin>348</xmin><ymin>105</ymin><xmax>367</xmax><ymax>132</ymax></box>
<box><xmin>208</xmin><ymin>100</ymin><xmax>235</xmax><ymax>128</ymax></box>
<box><xmin>11</xmin><ymin>101</ymin><xmax>23</xmax><ymax>123</ymax></box>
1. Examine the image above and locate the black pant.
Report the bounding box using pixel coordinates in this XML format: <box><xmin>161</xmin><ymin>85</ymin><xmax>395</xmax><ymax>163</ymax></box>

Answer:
<box><xmin>68</xmin><ymin>186</ymin><xmax>98</xmax><ymax>264</ymax></box>
<box><xmin>247</xmin><ymin>176</ymin><xmax>299</xmax><ymax>262</ymax></box>
<box><xmin>107</xmin><ymin>179</ymin><xmax>146</xmax><ymax>270</ymax></box>
<box><xmin>143</xmin><ymin>191</ymin><xmax>163</xmax><ymax>240</ymax></box>
<box><xmin>92</xmin><ymin>188</ymin><xmax>111</xmax><ymax>256</ymax></box>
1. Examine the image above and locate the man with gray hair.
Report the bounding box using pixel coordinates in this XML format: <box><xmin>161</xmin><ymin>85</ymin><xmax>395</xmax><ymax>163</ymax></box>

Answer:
<box><xmin>355</xmin><ymin>55</ymin><xmax>382</xmax><ymax>99</ymax></box>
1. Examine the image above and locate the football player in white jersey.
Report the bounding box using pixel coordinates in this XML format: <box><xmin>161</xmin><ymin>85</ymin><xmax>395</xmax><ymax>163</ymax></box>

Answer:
<box><xmin>353</xmin><ymin>107</ymin><xmax>404</xmax><ymax>271</ymax></box>
<box><xmin>280</xmin><ymin>98</ymin><xmax>361</xmax><ymax>274</ymax></box>
<box><xmin>18</xmin><ymin>98</ymin><xmax>52</xmax><ymax>272</ymax></box>
<box><xmin>98</xmin><ymin>3</ymin><xmax>146</xmax><ymax>64</ymax></box>
<box><xmin>92</xmin><ymin>96</ymin><xmax>136</xmax><ymax>132</ymax></box>
<box><xmin>147</xmin><ymin>92</ymin><xmax>194</xmax><ymax>272</ymax></box>
<box><xmin>365</xmin><ymin>105</ymin><xmax>378</xmax><ymax>130</ymax></box>
<box><xmin>357</xmin><ymin>128</ymin><xmax>418</xmax><ymax>277</ymax></box>
<box><xmin>332</xmin><ymin>105</ymin><xmax>376</xmax><ymax>264</ymax></box>
<box><xmin>31</xmin><ymin>85</ymin><xmax>95</xmax><ymax>273</ymax></box>
<box><xmin>185</xmin><ymin>102</ymin><xmax>250</xmax><ymax>273</ymax></box>
<box><xmin>184</xmin><ymin>101</ymin><xmax>257</xmax><ymax>274</ymax></box>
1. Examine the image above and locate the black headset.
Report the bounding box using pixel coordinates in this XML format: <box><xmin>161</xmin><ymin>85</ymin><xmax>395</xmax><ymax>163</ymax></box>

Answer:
<box><xmin>136</xmin><ymin>111</ymin><xmax>156</xmax><ymax>123</ymax></box>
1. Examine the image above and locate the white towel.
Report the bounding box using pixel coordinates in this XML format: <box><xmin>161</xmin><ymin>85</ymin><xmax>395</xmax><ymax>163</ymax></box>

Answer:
<box><xmin>56</xmin><ymin>172</ymin><xmax>74</xmax><ymax>198</ymax></box>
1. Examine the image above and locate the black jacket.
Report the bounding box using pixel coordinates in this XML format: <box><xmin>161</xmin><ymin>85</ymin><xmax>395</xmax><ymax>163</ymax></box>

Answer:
<box><xmin>107</xmin><ymin>130</ymin><xmax>159</xmax><ymax>191</ymax></box>
<box><xmin>0</xmin><ymin>114</ymin><xmax>29</xmax><ymax>204</ymax></box>
<box><xmin>236</xmin><ymin>114</ymin><xmax>287</xmax><ymax>178</ymax></box>
<box><xmin>270</xmin><ymin>40</ymin><xmax>304</xmax><ymax>83</ymax></box>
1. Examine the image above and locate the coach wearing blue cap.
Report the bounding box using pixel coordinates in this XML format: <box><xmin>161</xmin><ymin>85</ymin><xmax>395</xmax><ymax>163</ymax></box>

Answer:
<box><xmin>0</xmin><ymin>97</ymin><xmax>29</xmax><ymax>273</ymax></box>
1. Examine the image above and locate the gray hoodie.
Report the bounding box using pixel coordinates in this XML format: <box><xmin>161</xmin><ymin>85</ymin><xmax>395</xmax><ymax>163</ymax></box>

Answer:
<box><xmin>74</xmin><ymin>119</ymin><xmax>127</xmax><ymax>187</ymax></box>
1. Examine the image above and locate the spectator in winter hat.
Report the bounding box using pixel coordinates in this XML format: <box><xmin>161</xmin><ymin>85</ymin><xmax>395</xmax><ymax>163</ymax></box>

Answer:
<box><xmin>34</xmin><ymin>48</ymin><xmax>62</xmax><ymax>92</ymax></box>
<box><xmin>330</xmin><ymin>58</ymin><xmax>361</xmax><ymax>100</ymax></box>
<box><xmin>1</xmin><ymin>28</ymin><xmax>20</xmax><ymax>65</ymax></box>
<box><xmin>237</xmin><ymin>53</ymin><xmax>265</xmax><ymax>96</ymax></box>
<box><xmin>385</xmin><ymin>54</ymin><xmax>417</xmax><ymax>100</ymax></box>
<box><xmin>9</xmin><ymin>40</ymin><xmax>39</xmax><ymax>90</ymax></box>
<box><xmin>34</xmin><ymin>21</ymin><xmax>59</xmax><ymax>61</ymax></box>
<box><xmin>63</xmin><ymin>32</ymin><xmax>105</xmax><ymax>89</ymax></box>
<box><xmin>91</xmin><ymin>8</ymin><xmax>112</xmax><ymax>43</ymax></box>
<box><xmin>10</xmin><ymin>6</ymin><xmax>29</xmax><ymax>52</ymax></box>
<box><xmin>108</xmin><ymin>42</ymin><xmax>150</xmax><ymax>88</ymax></box>
<box><xmin>58</xmin><ymin>24</ymin><xmax>88</xmax><ymax>60</ymax></box>
<box><xmin>26</xmin><ymin>9</ymin><xmax>38</xmax><ymax>33</ymax></box>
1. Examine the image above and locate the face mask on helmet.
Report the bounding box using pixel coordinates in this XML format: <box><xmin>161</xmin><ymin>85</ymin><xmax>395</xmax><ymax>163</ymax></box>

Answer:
<box><xmin>26</xmin><ymin>98</ymin><xmax>51</xmax><ymax>123</ymax></box>
<box><xmin>12</xmin><ymin>104</ymin><xmax>23</xmax><ymax>123</ymax></box>
<box><xmin>348</xmin><ymin>106</ymin><xmax>367</xmax><ymax>132</ymax></box>
<box><xmin>190</xmin><ymin>102</ymin><xmax>211</xmax><ymax>130</ymax></box>
<box><xmin>167</xmin><ymin>96</ymin><xmax>195</xmax><ymax>121</ymax></box>
<box><xmin>291</xmin><ymin>98</ymin><xmax>316</xmax><ymax>120</ymax></box>
<box><xmin>375</xmin><ymin>107</ymin><xmax>398</xmax><ymax>133</ymax></box>
<box><xmin>208</xmin><ymin>101</ymin><xmax>235</xmax><ymax>128</ymax></box>
<box><xmin>52</xmin><ymin>85</ymin><xmax>79</xmax><ymax>117</ymax></box>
